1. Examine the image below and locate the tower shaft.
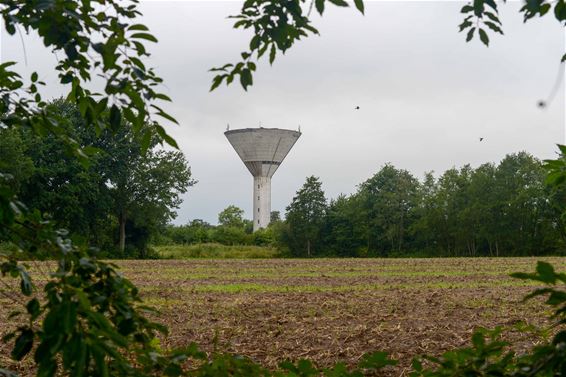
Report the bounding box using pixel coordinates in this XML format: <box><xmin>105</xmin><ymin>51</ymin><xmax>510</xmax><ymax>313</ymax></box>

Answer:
<box><xmin>253</xmin><ymin>176</ymin><xmax>271</xmax><ymax>231</ymax></box>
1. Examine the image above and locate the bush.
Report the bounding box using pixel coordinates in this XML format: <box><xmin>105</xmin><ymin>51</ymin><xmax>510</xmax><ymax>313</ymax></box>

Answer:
<box><xmin>155</xmin><ymin>243</ymin><xmax>279</xmax><ymax>259</ymax></box>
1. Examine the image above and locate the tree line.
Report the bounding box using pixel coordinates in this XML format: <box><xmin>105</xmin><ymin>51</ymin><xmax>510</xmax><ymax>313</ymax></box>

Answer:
<box><xmin>0</xmin><ymin>100</ymin><xmax>195</xmax><ymax>258</ymax></box>
<box><xmin>280</xmin><ymin>152</ymin><xmax>566</xmax><ymax>257</ymax></box>
<box><xmin>155</xmin><ymin>205</ymin><xmax>279</xmax><ymax>247</ymax></box>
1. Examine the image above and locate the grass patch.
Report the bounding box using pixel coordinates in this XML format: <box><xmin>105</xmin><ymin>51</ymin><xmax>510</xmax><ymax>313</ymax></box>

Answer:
<box><xmin>154</xmin><ymin>243</ymin><xmax>280</xmax><ymax>259</ymax></box>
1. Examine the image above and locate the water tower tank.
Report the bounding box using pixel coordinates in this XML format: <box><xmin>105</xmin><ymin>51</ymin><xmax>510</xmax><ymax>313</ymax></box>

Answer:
<box><xmin>225</xmin><ymin>127</ymin><xmax>301</xmax><ymax>231</ymax></box>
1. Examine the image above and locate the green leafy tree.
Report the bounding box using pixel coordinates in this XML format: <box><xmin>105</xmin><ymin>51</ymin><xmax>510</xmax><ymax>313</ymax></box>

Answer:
<box><xmin>270</xmin><ymin>210</ymin><xmax>281</xmax><ymax>223</ymax></box>
<box><xmin>357</xmin><ymin>165</ymin><xmax>420</xmax><ymax>256</ymax></box>
<box><xmin>0</xmin><ymin>128</ymin><xmax>33</xmax><ymax>192</ymax></box>
<box><xmin>218</xmin><ymin>205</ymin><xmax>245</xmax><ymax>228</ymax></box>
<box><xmin>285</xmin><ymin>176</ymin><xmax>327</xmax><ymax>257</ymax></box>
<box><xmin>3</xmin><ymin>100</ymin><xmax>196</xmax><ymax>256</ymax></box>
<box><xmin>107</xmin><ymin>144</ymin><xmax>195</xmax><ymax>255</ymax></box>
<box><xmin>323</xmin><ymin>194</ymin><xmax>363</xmax><ymax>256</ymax></box>
<box><xmin>10</xmin><ymin>100</ymin><xmax>113</xmax><ymax>248</ymax></box>
<box><xmin>0</xmin><ymin>0</ymin><xmax>200</xmax><ymax>374</ymax></box>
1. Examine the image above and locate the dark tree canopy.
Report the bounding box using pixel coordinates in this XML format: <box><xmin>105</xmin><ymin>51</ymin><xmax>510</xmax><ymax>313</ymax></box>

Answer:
<box><xmin>284</xmin><ymin>176</ymin><xmax>327</xmax><ymax>257</ymax></box>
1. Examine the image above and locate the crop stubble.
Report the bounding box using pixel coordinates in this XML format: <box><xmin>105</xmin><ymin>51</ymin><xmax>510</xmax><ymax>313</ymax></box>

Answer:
<box><xmin>1</xmin><ymin>257</ymin><xmax>565</xmax><ymax>375</ymax></box>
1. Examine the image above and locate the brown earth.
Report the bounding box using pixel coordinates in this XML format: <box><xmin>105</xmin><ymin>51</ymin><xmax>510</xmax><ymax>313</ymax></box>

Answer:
<box><xmin>1</xmin><ymin>257</ymin><xmax>565</xmax><ymax>376</ymax></box>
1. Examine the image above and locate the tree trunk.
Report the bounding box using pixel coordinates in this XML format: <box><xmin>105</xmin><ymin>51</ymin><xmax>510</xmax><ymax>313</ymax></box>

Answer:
<box><xmin>307</xmin><ymin>239</ymin><xmax>311</xmax><ymax>257</ymax></box>
<box><xmin>119</xmin><ymin>211</ymin><xmax>126</xmax><ymax>252</ymax></box>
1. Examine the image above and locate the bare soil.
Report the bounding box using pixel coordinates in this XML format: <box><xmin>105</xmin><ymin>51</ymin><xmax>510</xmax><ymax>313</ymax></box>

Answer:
<box><xmin>1</xmin><ymin>257</ymin><xmax>565</xmax><ymax>375</ymax></box>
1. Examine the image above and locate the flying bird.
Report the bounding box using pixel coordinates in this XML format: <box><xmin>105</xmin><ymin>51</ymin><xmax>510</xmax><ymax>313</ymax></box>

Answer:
<box><xmin>479</xmin><ymin>137</ymin><xmax>484</xmax><ymax>142</ymax></box>
<box><xmin>355</xmin><ymin>106</ymin><xmax>360</xmax><ymax>110</ymax></box>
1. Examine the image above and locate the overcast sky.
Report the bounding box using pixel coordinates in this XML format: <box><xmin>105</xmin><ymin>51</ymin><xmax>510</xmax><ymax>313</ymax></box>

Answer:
<box><xmin>2</xmin><ymin>1</ymin><xmax>564</xmax><ymax>225</ymax></box>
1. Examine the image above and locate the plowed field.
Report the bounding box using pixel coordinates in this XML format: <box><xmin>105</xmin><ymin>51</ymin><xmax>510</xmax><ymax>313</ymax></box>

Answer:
<box><xmin>2</xmin><ymin>257</ymin><xmax>565</xmax><ymax>375</ymax></box>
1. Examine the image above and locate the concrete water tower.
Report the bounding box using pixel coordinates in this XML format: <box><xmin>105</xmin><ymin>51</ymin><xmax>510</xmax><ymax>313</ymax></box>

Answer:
<box><xmin>225</xmin><ymin>127</ymin><xmax>301</xmax><ymax>232</ymax></box>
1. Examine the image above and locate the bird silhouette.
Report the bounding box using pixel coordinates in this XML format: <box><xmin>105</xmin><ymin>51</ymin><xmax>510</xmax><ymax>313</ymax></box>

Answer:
<box><xmin>479</xmin><ymin>137</ymin><xmax>484</xmax><ymax>142</ymax></box>
<box><xmin>355</xmin><ymin>106</ymin><xmax>360</xmax><ymax>110</ymax></box>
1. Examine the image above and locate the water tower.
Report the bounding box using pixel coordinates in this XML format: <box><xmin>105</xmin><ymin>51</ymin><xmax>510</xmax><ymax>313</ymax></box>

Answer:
<box><xmin>225</xmin><ymin>127</ymin><xmax>301</xmax><ymax>232</ymax></box>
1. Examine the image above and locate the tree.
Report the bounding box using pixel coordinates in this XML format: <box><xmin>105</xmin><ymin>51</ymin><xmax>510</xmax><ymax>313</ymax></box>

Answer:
<box><xmin>323</xmin><ymin>194</ymin><xmax>362</xmax><ymax>256</ymax></box>
<box><xmin>9</xmin><ymin>100</ymin><xmax>113</xmax><ymax>248</ymax></box>
<box><xmin>218</xmin><ymin>205</ymin><xmax>245</xmax><ymax>228</ymax></box>
<box><xmin>0</xmin><ymin>0</ymin><xmax>199</xmax><ymax>374</ymax></box>
<box><xmin>2</xmin><ymin>0</ymin><xmax>566</xmax><ymax>375</ymax></box>
<box><xmin>357</xmin><ymin>165</ymin><xmax>420</xmax><ymax>256</ymax></box>
<box><xmin>270</xmin><ymin>210</ymin><xmax>282</xmax><ymax>223</ymax></box>
<box><xmin>3</xmin><ymin>100</ymin><xmax>196</xmax><ymax>255</ymax></box>
<box><xmin>107</xmin><ymin>144</ymin><xmax>195</xmax><ymax>255</ymax></box>
<box><xmin>0</xmin><ymin>128</ymin><xmax>33</xmax><ymax>192</ymax></box>
<box><xmin>285</xmin><ymin>176</ymin><xmax>327</xmax><ymax>257</ymax></box>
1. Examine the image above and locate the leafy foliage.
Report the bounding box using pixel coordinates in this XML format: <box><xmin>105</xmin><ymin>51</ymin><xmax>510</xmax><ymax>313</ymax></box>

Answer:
<box><xmin>2</xmin><ymin>1</ymin><xmax>566</xmax><ymax>376</ymax></box>
<box><xmin>0</xmin><ymin>0</ymin><xmax>196</xmax><ymax>375</ymax></box>
<box><xmin>409</xmin><ymin>261</ymin><xmax>566</xmax><ymax>377</ymax></box>
<box><xmin>0</xmin><ymin>100</ymin><xmax>195</xmax><ymax>257</ymax></box>
<box><xmin>218</xmin><ymin>205</ymin><xmax>246</xmax><ymax>229</ymax></box>
<box><xmin>459</xmin><ymin>0</ymin><xmax>566</xmax><ymax>59</ymax></box>
<box><xmin>283</xmin><ymin>176</ymin><xmax>328</xmax><ymax>257</ymax></box>
<box><xmin>274</xmin><ymin>153</ymin><xmax>564</xmax><ymax>257</ymax></box>
<box><xmin>0</xmin><ymin>0</ymin><xmax>179</xmax><ymax>155</ymax></box>
<box><xmin>209</xmin><ymin>0</ymin><xmax>364</xmax><ymax>91</ymax></box>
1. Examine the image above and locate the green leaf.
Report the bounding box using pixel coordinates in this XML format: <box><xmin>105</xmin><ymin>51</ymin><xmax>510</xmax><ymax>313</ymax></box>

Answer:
<box><xmin>155</xmin><ymin>109</ymin><xmax>179</xmax><ymax>125</ymax></box>
<box><xmin>354</xmin><ymin>0</ymin><xmax>364</xmax><ymax>14</ymax></box>
<box><xmin>269</xmin><ymin>45</ymin><xmax>276</xmax><ymax>65</ymax></box>
<box><xmin>109</xmin><ymin>104</ymin><xmax>121</xmax><ymax>131</ymax></box>
<box><xmin>484</xmin><ymin>21</ymin><xmax>504</xmax><ymax>34</ymax></box>
<box><xmin>19</xmin><ymin>268</ymin><xmax>33</xmax><ymax>296</ymax></box>
<box><xmin>315</xmin><ymin>0</ymin><xmax>325</xmax><ymax>14</ymax></box>
<box><xmin>128</xmin><ymin>24</ymin><xmax>150</xmax><ymax>31</ymax></box>
<box><xmin>411</xmin><ymin>357</ymin><xmax>423</xmax><ymax>372</ymax></box>
<box><xmin>0</xmin><ymin>61</ymin><xmax>17</xmax><ymax>70</ymax></box>
<box><xmin>471</xmin><ymin>331</ymin><xmax>486</xmax><ymax>350</ymax></box>
<box><xmin>328</xmin><ymin>0</ymin><xmax>349</xmax><ymax>7</ymax></box>
<box><xmin>250</xmin><ymin>35</ymin><xmax>261</xmax><ymax>50</ymax></box>
<box><xmin>130</xmin><ymin>33</ymin><xmax>158</xmax><ymax>43</ymax></box>
<box><xmin>11</xmin><ymin>328</ymin><xmax>34</xmax><ymax>361</ymax></box>
<box><xmin>358</xmin><ymin>351</ymin><xmax>398</xmax><ymax>369</ymax></box>
<box><xmin>461</xmin><ymin>5</ymin><xmax>474</xmax><ymax>13</ymax></box>
<box><xmin>478</xmin><ymin>28</ymin><xmax>489</xmax><ymax>46</ymax></box>
<box><xmin>484</xmin><ymin>11</ymin><xmax>502</xmax><ymax>24</ymax></box>
<box><xmin>484</xmin><ymin>0</ymin><xmax>497</xmax><ymax>11</ymax></box>
<box><xmin>155</xmin><ymin>125</ymin><xmax>179</xmax><ymax>149</ymax></box>
<box><xmin>555</xmin><ymin>0</ymin><xmax>566</xmax><ymax>20</ymax></box>
<box><xmin>210</xmin><ymin>75</ymin><xmax>225</xmax><ymax>92</ymax></box>
<box><xmin>459</xmin><ymin>20</ymin><xmax>473</xmax><ymax>32</ymax></box>
<box><xmin>31</xmin><ymin>72</ymin><xmax>38</xmax><ymax>82</ymax></box>
<box><xmin>26</xmin><ymin>298</ymin><xmax>41</xmax><ymax>320</ymax></box>
<box><xmin>466</xmin><ymin>27</ymin><xmax>476</xmax><ymax>42</ymax></box>
<box><xmin>473</xmin><ymin>0</ymin><xmax>484</xmax><ymax>16</ymax></box>
<box><xmin>239</xmin><ymin>68</ymin><xmax>253</xmax><ymax>91</ymax></box>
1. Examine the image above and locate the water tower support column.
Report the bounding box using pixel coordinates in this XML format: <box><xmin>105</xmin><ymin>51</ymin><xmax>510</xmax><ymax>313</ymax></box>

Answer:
<box><xmin>253</xmin><ymin>176</ymin><xmax>271</xmax><ymax>231</ymax></box>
